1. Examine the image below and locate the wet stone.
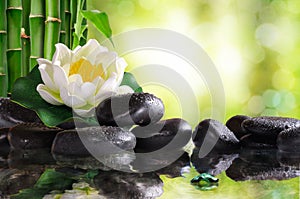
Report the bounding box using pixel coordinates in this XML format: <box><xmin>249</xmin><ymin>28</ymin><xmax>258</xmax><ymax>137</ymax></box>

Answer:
<box><xmin>240</xmin><ymin>134</ymin><xmax>277</xmax><ymax>149</ymax></box>
<box><xmin>52</xmin><ymin>126</ymin><xmax>136</xmax><ymax>156</ymax></box>
<box><xmin>226</xmin><ymin>115</ymin><xmax>250</xmax><ymax>140</ymax></box>
<box><xmin>94</xmin><ymin>171</ymin><xmax>164</xmax><ymax>199</ymax></box>
<box><xmin>8</xmin><ymin>123</ymin><xmax>62</xmax><ymax>150</ymax></box>
<box><xmin>242</xmin><ymin>116</ymin><xmax>300</xmax><ymax>144</ymax></box>
<box><xmin>0</xmin><ymin>98</ymin><xmax>41</xmax><ymax>128</ymax></box>
<box><xmin>132</xmin><ymin>118</ymin><xmax>192</xmax><ymax>153</ymax></box>
<box><xmin>193</xmin><ymin>119</ymin><xmax>240</xmax><ymax>151</ymax></box>
<box><xmin>0</xmin><ymin>128</ymin><xmax>10</xmax><ymax>158</ymax></box>
<box><xmin>277</xmin><ymin>151</ymin><xmax>300</xmax><ymax>169</ymax></box>
<box><xmin>96</xmin><ymin>92</ymin><xmax>164</xmax><ymax>127</ymax></box>
<box><xmin>277</xmin><ymin>126</ymin><xmax>300</xmax><ymax>153</ymax></box>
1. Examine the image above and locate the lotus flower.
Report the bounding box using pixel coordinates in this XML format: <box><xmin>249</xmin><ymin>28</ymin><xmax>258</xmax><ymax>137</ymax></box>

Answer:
<box><xmin>36</xmin><ymin>39</ymin><xmax>133</xmax><ymax>117</ymax></box>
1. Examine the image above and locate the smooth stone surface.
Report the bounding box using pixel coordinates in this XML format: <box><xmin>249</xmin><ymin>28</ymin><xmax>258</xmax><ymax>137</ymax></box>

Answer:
<box><xmin>52</xmin><ymin>126</ymin><xmax>136</xmax><ymax>156</ymax></box>
<box><xmin>94</xmin><ymin>171</ymin><xmax>164</xmax><ymax>199</ymax></box>
<box><xmin>242</xmin><ymin>116</ymin><xmax>300</xmax><ymax>143</ymax></box>
<box><xmin>8</xmin><ymin>123</ymin><xmax>62</xmax><ymax>150</ymax></box>
<box><xmin>0</xmin><ymin>98</ymin><xmax>41</xmax><ymax>128</ymax></box>
<box><xmin>193</xmin><ymin>119</ymin><xmax>240</xmax><ymax>150</ymax></box>
<box><xmin>277</xmin><ymin>151</ymin><xmax>300</xmax><ymax>169</ymax></box>
<box><xmin>277</xmin><ymin>127</ymin><xmax>300</xmax><ymax>153</ymax></box>
<box><xmin>132</xmin><ymin>118</ymin><xmax>192</xmax><ymax>152</ymax></box>
<box><xmin>240</xmin><ymin>134</ymin><xmax>277</xmax><ymax>148</ymax></box>
<box><xmin>226</xmin><ymin>115</ymin><xmax>250</xmax><ymax>140</ymax></box>
<box><xmin>96</xmin><ymin>92</ymin><xmax>164</xmax><ymax>127</ymax></box>
<box><xmin>191</xmin><ymin>148</ymin><xmax>239</xmax><ymax>176</ymax></box>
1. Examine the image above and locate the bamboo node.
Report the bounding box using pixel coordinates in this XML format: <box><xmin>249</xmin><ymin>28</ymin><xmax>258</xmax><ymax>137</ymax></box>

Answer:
<box><xmin>29</xmin><ymin>14</ymin><xmax>45</xmax><ymax>18</ymax></box>
<box><xmin>0</xmin><ymin>30</ymin><xmax>7</xmax><ymax>34</ymax></box>
<box><xmin>7</xmin><ymin>6</ymin><xmax>22</xmax><ymax>10</ymax></box>
<box><xmin>45</xmin><ymin>17</ymin><xmax>62</xmax><ymax>23</ymax></box>
<box><xmin>7</xmin><ymin>48</ymin><xmax>22</xmax><ymax>52</ymax></box>
<box><xmin>30</xmin><ymin>56</ymin><xmax>41</xmax><ymax>59</ymax></box>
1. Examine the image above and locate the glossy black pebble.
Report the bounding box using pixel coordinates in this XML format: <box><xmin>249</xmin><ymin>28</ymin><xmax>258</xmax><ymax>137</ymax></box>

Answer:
<box><xmin>240</xmin><ymin>134</ymin><xmax>277</xmax><ymax>149</ymax></box>
<box><xmin>52</xmin><ymin>126</ymin><xmax>136</xmax><ymax>156</ymax></box>
<box><xmin>0</xmin><ymin>98</ymin><xmax>41</xmax><ymax>128</ymax></box>
<box><xmin>226</xmin><ymin>115</ymin><xmax>250</xmax><ymax>140</ymax></box>
<box><xmin>277</xmin><ymin>127</ymin><xmax>300</xmax><ymax>153</ymax></box>
<box><xmin>193</xmin><ymin>119</ymin><xmax>240</xmax><ymax>150</ymax></box>
<box><xmin>96</xmin><ymin>92</ymin><xmax>164</xmax><ymax>127</ymax></box>
<box><xmin>132</xmin><ymin>118</ymin><xmax>192</xmax><ymax>152</ymax></box>
<box><xmin>8</xmin><ymin>123</ymin><xmax>62</xmax><ymax>150</ymax></box>
<box><xmin>242</xmin><ymin>116</ymin><xmax>300</xmax><ymax>141</ymax></box>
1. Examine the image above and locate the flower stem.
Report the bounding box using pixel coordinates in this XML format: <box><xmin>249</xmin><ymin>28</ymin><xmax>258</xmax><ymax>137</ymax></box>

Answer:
<box><xmin>29</xmin><ymin>0</ymin><xmax>45</xmax><ymax>69</ymax></box>
<box><xmin>0</xmin><ymin>0</ymin><xmax>7</xmax><ymax>96</ymax></box>
<box><xmin>44</xmin><ymin>0</ymin><xmax>61</xmax><ymax>60</ymax></box>
<box><xmin>64</xmin><ymin>0</ymin><xmax>71</xmax><ymax>48</ymax></box>
<box><xmin>21</xmin><ymin>0</ymin><xmax>30</xmax><ymax>75</ymax></box>
<box><xmin>7</xmin><ymin>0</ymin><xmax>22</xmax><ymax>93</ymax></box>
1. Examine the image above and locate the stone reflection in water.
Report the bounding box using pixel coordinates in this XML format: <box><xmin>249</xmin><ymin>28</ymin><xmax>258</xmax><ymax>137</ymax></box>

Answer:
<box><xmin>0</xmin><ymin>168</ymin><xmax>43</xmax><ymax>196</ymax></box>
<box><xmin>94</xmin><ymin>171</ymin><xmax>164</xmax><ymax>199</ymax></box>
<box><xmin>226</xmin><ymin>149</ymin><xmax>300</xmax><ymax>181</ymax></box>
<box><xmin>191</xmin><ymin>148</ymin><xmax>239</xmax><ymax>176</ymax></box>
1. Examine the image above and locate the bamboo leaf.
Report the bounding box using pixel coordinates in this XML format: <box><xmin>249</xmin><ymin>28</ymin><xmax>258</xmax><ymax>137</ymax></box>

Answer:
<box><xmin>11</xmin><ymin>65</ymin><xmax>73</xmax><ymax>127</ymax></box>
<box><xmin>81</xmin><ymin>10</ymin><xmax>113</xmax><ymax>44</ymax></box>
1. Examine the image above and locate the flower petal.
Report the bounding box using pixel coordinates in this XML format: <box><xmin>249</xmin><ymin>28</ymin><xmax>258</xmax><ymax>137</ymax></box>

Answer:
<box><xmin>116</xmin><ymin>85</ymin><xmax>134</xmax><ymax>95</ymax></box>
<box><xmin>37</xmin><ymin>84</ymin><xmax>63</xmax><ymax>105</ymax></box>
<box><xmin>74</xmin><ymin>39</ymin><xmax>107</xmax><ymax>60</ymax></box>
<box><xmin>60</xmin><ymin>86</ymin><xmax>87</xmax><ymax>108</ymax></box>
<box><xmin>68</xmin><ymin>74</ymin><xmax>83</xmax><ymax>84</ymax></box>
<box><xmin>53</xmin><ymin>64</ymin><xmax>68</xmax><ymax>89</ymax></box>
<box><xmin>73</xmin><ymin>106</ymin><xmax>95</xmax><ymax>117</ymax></box>
<box><xmin>38</xmin><ymin>63</ymin><xmax>57</xmax><ymax>92</ymax></box>
<box><xmin>96</xmin><ymin>72</ymin><xmax>118</xmax><ymax>97</ymax></box>
<box><xmin>52</xmin><ymin>43</ymin><xmax>72</xmax><ymax>66</ymax></box>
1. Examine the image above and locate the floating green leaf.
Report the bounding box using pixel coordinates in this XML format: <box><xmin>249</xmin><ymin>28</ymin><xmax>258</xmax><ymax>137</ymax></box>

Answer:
<box><xmin>11</xmin><ymin>65</ymin><xmax>73</xmax><ymax>127</ymax></box>
<box><xmin>121</xmin><ymin>72</ymin><xmax>143</xmax><ymax>93</ymax></box>
<box><xmin>81</xmin><ymin>10</ymin><xmax>113</xmax><ymax>44</ymax></box>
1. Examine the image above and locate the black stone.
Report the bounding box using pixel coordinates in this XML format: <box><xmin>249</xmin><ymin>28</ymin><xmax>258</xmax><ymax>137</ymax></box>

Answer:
<box><xmin>277</xmin><ymin>127</ymin><xmax>300</xmax><ymax>153</ymax></box>
<box><xmin>193</xmin><ymin>119</ymin><xmax>240</xmax><ymax>151</ymax></box>
<box><xmin>240</xmin><ymin>134</ymin><xmax>277</xmax><ymax>149</ymax></box>
<box><xmin>0</xmin><ymin>128</ymin><xmax>10</xmax><ymax>158</ymax></box>
<box><xmin>94</xmin><ymin>171</ymin><xmax>164</xmax><ymax>199</ymax></box>
<box><xmin>8</xmin><ymin>123</ymin><xmax>62</xmax><ymax>150</ymax></box>
<box><xmin>0</xmin><ymin>98</ymin><xmax>41</xmax><ymax>128</ymax></box>
<box><xmin>132</xmin><ymin>118</ymin><xmax>192</xmax><ymax>152</ymax></box>
<box><xmin>242</xmin><ymin>116</ymin><xmax>300</xmax><ymax>144</ymax></box>
<box><xmin>52</xmin><ymin>126</ymin><xmax>136</xmax><ymax>156</ymax></box>
<box><xmin>96</xmin><ymin>92</ymin><xmax>164</xmax><ymax>127</ymax></box>
<box><xmin>226</xmin><ymin>115</ymin><xmax>250</xmax><ymax>140</ymax></box>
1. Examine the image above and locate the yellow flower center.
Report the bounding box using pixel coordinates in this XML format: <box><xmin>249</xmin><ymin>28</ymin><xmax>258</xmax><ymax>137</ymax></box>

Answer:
<box><xmin>69</xmin><ymin>58</ymin><xmax>106</xmax><ymax>82</ymax></box>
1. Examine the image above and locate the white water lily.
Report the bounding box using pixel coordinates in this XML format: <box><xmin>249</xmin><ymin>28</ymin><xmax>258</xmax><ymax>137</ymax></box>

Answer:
<box><xmin>36</xmin><ymin>39</ymin><xmax>133</xmax><ymax>117</ymax></box>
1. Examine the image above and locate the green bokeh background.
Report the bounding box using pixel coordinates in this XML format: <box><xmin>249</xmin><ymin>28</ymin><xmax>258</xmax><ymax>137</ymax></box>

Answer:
<box><xmin>87</xmin><ymin>1</ymin><xmax>300</xmax><ymax>198</ymax></box>
<box><xmin>87</xmin><ymin>0</ymin><xmax>300</xmax><ymax>126</ymax></box>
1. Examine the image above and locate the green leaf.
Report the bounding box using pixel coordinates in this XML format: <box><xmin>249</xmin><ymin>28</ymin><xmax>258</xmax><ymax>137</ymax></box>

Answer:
<box><xmin>81</xmin><ymin>10</ymin><xmax>113</xmax><ymax>45</ymax></box>
<box><xmin>121</xmin><ymin>72</ymin><xmax>143</xmax><ymax>93</ymax></box>
<box><xmin>11</xmin><ymin>169</ymin><xmax>75</xmax><ymax>199</ymax></box>
<box><xmin>11</xmin><ymin>65</ymin><xmax>73</xmax><ymax>127</ymax></box>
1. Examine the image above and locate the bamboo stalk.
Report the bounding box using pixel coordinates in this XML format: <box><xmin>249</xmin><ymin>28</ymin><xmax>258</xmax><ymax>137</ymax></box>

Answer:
<box><xmin>59</xmin><ymin>0</ymin><xmax>65</xmax><ymax>44</ymax></box>
<box><xmin>29</xmin><ymin>0</ymin><xmax>45</xmax><ymax>69</ymax></box>
<box><xmin>70</xmin><ymin>0</ymin><xmax>77</xmax><ymax>48</ymax></box>
<box><xmin>79</xmin><ymin>0</ymin><xmax>87</xmax><ymax>46</ymax></box>
<box><xmin>72</xmin><ymin>0</ymin><xmax>85</xmax><ymax>49</ymax></box>
<box><xmin>64</xmin><ymin>0</ymin><xmax>71</xmax><ymax>47</ymax></box>
<box><xmin>21</xmin><ymin>0</ymin><xmax>30</xmax><ymax>75</ymax></box>
<box><xmin>7</xmin><ymin>0</ymin><xmax>22</xmax><ymax>92</ymax></box>
<box><xmin>0</xmin><ymin>1</ymin><xmax>7</xmax><ymax>96</ymax></box>
<box><xmin>44</xmin><ymin>0</ymin><xmax>61</xmax><ymax>60</ymax></box>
